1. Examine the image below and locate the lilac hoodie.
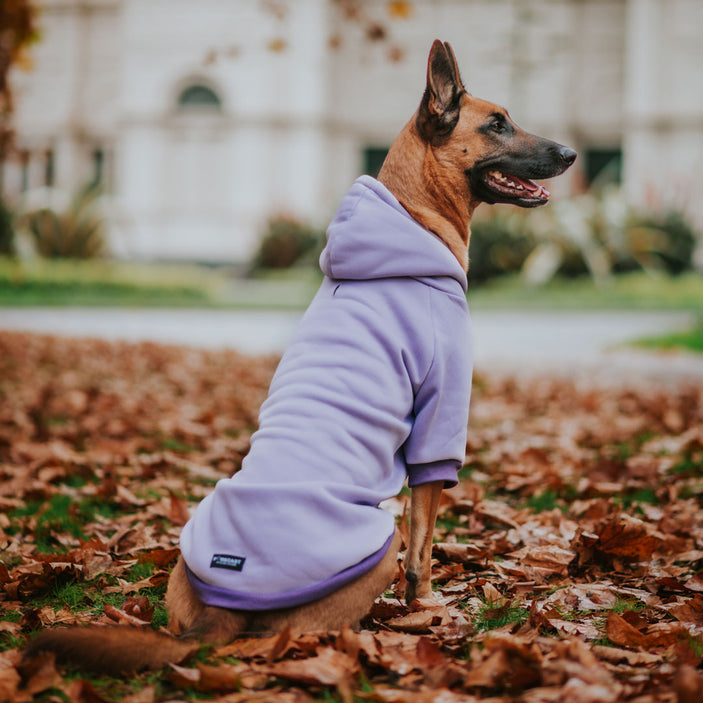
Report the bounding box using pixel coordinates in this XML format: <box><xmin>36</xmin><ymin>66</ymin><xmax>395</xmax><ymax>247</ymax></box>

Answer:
<box><xmin>179</xmin><ymin>176</ymin><xmax>473</xmax><ymax>610</ymax></box>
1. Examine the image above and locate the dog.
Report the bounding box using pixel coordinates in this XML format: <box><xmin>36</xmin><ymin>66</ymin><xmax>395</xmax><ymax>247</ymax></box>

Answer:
<box><xmin>25</xmin><ymin>40</ymin><xmax>575</xmax><ymax>675</ymax></box>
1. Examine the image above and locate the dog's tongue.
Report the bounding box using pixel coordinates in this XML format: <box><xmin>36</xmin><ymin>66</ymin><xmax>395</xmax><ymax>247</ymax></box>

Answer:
<box><xmin>488</xmin><ymin>170</ymin><xmax>551</xmax><ymax>199</ymax></box>
<box><xmin>511</xmin><ymin>175</ymin><xmax>539</xmax><ymax>192</ymax></box>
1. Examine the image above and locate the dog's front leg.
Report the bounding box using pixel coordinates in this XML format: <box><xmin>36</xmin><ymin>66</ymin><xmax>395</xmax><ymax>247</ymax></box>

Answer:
<box><xmin>405</xmin><ymin>480</ymin><xmax>443</xmax><ymax>603</ymax></box>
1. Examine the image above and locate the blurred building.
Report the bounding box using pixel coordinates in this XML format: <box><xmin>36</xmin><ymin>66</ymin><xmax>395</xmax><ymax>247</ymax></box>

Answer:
<box><xmin>2</xmin><ymin>0</ymin><xmax>702</xmax><ymax>262</ymax></box>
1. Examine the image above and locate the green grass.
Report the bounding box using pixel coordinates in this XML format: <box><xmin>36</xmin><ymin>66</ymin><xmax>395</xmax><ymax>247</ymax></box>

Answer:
<box><xmin>474</xmin><ymin>601</ymin><xmax>530</xmax><ymax>632</ymax></box>
<box><xmin>467</xmin><ymin>271</ymin><xmax>703</xmax><ymax>313</ymax></box>
<box><xmin>633</xmin><ymin>323</ymin><xmax>703</xmax><ymax>354</ymax></box>
<box><xmin>2</xmin><ymin>256</ymin><xmax>703</xmax><ymax>314</ymax></box>
<box><xmin>610</xmin><ymin>596</ymin><xmax>646</xmax><ymax>615</ymax></box>
<box><xmin>0</xmin><ymin>256</ymin><xmax>321</xmax><ymax>309</ymax></box>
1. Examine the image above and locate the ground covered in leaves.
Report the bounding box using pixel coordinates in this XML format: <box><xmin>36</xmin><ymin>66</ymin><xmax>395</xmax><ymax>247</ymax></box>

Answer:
<box><xmin>0</xmin><ymin>330</ymin><xmax>702</xmax><ymax>702</ymax></box>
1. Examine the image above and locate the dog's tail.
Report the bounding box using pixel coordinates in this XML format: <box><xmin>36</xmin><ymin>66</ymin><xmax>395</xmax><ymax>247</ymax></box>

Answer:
<box><xmin>23</xmin><ymin>626</ymin><xmax>201</xmax><ymax>675</ymax></box>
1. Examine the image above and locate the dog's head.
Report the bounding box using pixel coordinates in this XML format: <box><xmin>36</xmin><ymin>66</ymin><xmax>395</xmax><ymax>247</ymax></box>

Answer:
<box><xmin>416</xmin><ymin>40</ymin><xmax>576</xmax><ymax>208</ymax></box>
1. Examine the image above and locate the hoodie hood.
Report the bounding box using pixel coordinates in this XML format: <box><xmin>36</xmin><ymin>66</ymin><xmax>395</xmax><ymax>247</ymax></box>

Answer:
<box><xmin>320</xmin><ymin>176</ymin><xmax>468</xmax><ymax>293</ymax></box>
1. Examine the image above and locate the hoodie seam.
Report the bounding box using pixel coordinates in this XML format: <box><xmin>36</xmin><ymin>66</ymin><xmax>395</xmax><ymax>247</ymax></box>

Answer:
<box><xmin>417</xmin><ymin>285</ymin><xmax>438</xmax><ymax>392</ymax></box>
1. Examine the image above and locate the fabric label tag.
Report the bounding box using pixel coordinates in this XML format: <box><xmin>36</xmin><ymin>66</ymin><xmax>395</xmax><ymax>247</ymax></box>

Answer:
<box><xmin>210</xmin><ymin>554</ymin><xmax>246</xmax><ymax>571</ymax></box>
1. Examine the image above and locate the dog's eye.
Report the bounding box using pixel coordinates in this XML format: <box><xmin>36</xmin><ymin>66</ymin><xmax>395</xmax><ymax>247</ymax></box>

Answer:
<box><xmin>490</xmin><ymin>119</ymin><xmax>506</xmax><ymax>134</ymax></box>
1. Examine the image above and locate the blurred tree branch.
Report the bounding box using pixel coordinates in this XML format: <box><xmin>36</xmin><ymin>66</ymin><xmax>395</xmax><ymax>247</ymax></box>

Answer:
<box><xmin>0</xmin><ymin>0</ymin><xmax>39</xmax><ymax>163</ymax></box>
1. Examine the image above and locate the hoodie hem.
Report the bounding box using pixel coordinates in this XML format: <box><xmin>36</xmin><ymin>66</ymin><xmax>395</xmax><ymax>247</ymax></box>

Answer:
<box><xmin>407</xmin><ymin>460</ymin><xmax>460</xmax><ymax>488</ymax></box>
<box><xmin>184</xmin><ymin>531</ymin><xmax>396</xmax><ymax>611</ymax></box>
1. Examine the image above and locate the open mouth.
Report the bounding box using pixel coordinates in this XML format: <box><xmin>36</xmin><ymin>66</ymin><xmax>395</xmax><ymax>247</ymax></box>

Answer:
<box><xmin>483</xmin><ymin>169</ymin><xmax>550</xmax><ymax>204</ymax></box>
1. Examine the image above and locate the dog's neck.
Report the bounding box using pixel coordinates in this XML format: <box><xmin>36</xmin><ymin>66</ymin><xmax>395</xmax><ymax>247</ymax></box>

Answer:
<box><xmin>378</xmin><ymin>119</ymin><xmax>475</xmax><ymax>272</ymax></box>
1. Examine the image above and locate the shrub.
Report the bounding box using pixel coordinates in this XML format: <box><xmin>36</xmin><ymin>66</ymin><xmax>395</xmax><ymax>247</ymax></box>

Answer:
<box><xmin>625</xmin><ymin>209</ymin><xmax>696</xmax><ymax>275</ymax></box>
<box><xmin>521</xmin><ymin>187</ymin><xmax>700</xmax><ymax>285</ymax></box>
<box><xmin>22</xmin><ymin>185</ymin><xmax>107</xmax><ymax>259</ymax></box>
<box><xmin>468</xmin><ymin>209</ymin><xmax>534</xmax><ymax>284</ymax></box>
<box><xmin>253</xmin><ymin>215</ymin><xmax>324</xmax><ymax>270</ymax></box>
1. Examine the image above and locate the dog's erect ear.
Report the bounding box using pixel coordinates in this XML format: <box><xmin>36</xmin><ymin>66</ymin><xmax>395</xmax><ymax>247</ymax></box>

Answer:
<box><xmin>416</xmin><ymin>40</ymin><xmax>466</xmax><ymax>144</ymax></box>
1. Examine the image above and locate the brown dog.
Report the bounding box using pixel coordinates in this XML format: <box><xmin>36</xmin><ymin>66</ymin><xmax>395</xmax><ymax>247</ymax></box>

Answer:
<box><xmin>25</xmin><ymin>40</ymin><xmax>575</xmax><ymax>675</ymax></box>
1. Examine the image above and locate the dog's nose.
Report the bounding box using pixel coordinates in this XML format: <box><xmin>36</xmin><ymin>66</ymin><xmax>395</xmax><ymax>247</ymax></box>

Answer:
<box><xmin>559</xmin><ymin>146</ymin><xmax>577</xmax><ymax>166</ymax></box>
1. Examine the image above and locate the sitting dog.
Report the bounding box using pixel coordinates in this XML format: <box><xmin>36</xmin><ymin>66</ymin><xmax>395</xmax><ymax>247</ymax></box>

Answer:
<box><xmin>26</xmin><ymin>40</ymin><xmax>575</xmax><ymax>674</ymax></box>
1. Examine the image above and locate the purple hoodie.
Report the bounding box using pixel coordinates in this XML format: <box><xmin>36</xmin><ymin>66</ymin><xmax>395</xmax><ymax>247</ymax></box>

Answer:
<box><xmin>179</xmin><ymin>176</ymin><xmax>473</xmax><ymax>610</ymax></box>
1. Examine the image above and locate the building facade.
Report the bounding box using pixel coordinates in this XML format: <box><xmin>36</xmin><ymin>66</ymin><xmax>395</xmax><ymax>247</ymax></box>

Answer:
<box><xmin>3</xmin><ymin>0</ymin><xmax>702</xmax><ymax>262</ymax></box>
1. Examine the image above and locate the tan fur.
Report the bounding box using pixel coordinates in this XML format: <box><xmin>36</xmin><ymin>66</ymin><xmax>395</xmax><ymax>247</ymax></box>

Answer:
<box><xmin>404</xmin><ymin>481</ymin><xmax>444</xmax><ymax>602</ymax></box>
<box><xmin>379</xmin><ymin>118</ymin><xmax>475</xmax><ymax>270</ymax></box>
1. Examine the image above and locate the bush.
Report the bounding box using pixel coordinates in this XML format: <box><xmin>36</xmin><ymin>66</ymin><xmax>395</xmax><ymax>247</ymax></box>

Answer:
<box><xmin>253</xmin><ymin>215</ymin><xmax>324</xmax><ymax>270</ymax></box>
<box><xmin>468</xmin><ymin>209</ymin><xmax>534</xmax><ymax>284</ymax></box>
<box><xmin>21</xmin><ymin>185</ymin><xmax>107</xmax><ymax>259</ymax></box>
<box><xmin>625</xmin><ymin>209</ymin><xmax>696</xmax><ymax>275</ymax></box>
<box><xmin>0</xmin><ymin>198</ymin><xmax>15</xmax><ymax>256</ymax></box>
<box><xmin>520</xmin><ymin>187</ymin><xmax>700</xmax><ymax>286</ymax></box>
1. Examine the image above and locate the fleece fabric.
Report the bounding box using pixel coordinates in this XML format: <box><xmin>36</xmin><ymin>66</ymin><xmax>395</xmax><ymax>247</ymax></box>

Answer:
<box><xmin>179</xmin><ymin>175</ymin><xmax>473</xmax><ymax>610</ymax></box>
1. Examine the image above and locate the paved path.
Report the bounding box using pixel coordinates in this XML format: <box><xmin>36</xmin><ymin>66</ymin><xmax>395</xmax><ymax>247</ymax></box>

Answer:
<box><xmin>1</xmin><ymin>307</ymin><xmax>701</xmax><ymax>384</ymax></box>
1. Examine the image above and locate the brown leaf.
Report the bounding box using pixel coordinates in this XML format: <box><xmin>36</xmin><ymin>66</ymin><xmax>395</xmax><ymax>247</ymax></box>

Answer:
<box><xmin>123</xmin><ymin>596</ymin><xmax>155</xmax><ymax>624</ymax></box>
<box><xmin>168</xmin><ymin>662</ymin><xmax>201</xmax><ymax>688</ymax></box>
<box><xmin>464</xmin><ymin>638</ymin><xmax>541</xmax><ymax>691</ymax></box>
<box><xmin>62</xmin><ymin>678</ymin><xmax>113</xmax><ymax>703</ymax></box>
<box><xmin>588</xmin><ymin>514</ymin><xmax>661</xmax><ymax>562</ymax></box>
<box><xmin>103</xmin><ymin>603</ymin><xmax>151</xmax><ymax>627</ymax></box>
<box><xmin>120</xmin><ymin>685</ymin><xmax>156</xmax><ymax>703</ymax></box>
<box><xmin>17</xmin><ymin>649</ymin><xmax>61</xmax><ymax>696</ymax></box>
<box><xmin>137</xmin><ymin>547</ymin><xmax>180</xmax><ymax>570</ymax></box>
<box><xmin>120</xmin><ymin>686</ymin><xmax>156</xmax><ymax>703</ymax></box>
<box><xmin>605</xmin><ymin>612</ymin><xmax>648</xmax><ymax>649</ymax></box>
<box><xmin>168</xmin><ymin>491</ymin><xmax>190</xmax><ymax>526</ymax></box>
<box><xmin>264</xmin><ymin>646</ymin><xmax>358</xmax><ymax>686</ymax></box>
<box><xmin>668</xmin><ymin>594</ymin><xmax>703</xmax><ymax>626</ymax></box>
<box><xmin>590</xmin><ymin>644</ymin><xmax>662</xmax><ymax>666</ymax></box>
<box><xmin>194</xmin><ymin>662</ymin><xmax>244</xmax><ymax>692</ymax></box>
<box><xmin>415</xmin><ymin>636</ymin><xmax>463</xmax><ymax>688</ymax></box>
<box><xmin>386</xmin><ymin>608</ymin><xmax>445</xmax><ymax>633</ymax></box>
<box><xmin>673</xmin><ymin>666</ymin><xmax>703</xmax><ymax>703</ymax></box>
<box><xmin>0</xmin><ymin>650</ymin><xmax>22</xmax><ymax>703</ymax></box>
<box><xmin>263</xmin><ymin>647</ymin><xmax>357</xmax><ymax>703</ymax></box>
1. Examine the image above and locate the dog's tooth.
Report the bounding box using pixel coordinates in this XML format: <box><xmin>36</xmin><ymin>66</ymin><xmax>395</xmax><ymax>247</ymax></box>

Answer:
<box><xmin>517</xmin><ymin>184</ymin><xmax>524</xmax><ymax>190</ymax></box>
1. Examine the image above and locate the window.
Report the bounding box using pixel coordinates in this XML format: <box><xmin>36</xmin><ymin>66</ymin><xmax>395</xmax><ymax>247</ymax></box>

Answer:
<box><xmin>584</xmin><ymin>147</ymin><xmax>622</xmax><ymax>186</ymax></box>
<box><xmin>45</xmin><ymin>149</ymin><xmax>55</xmax><ymax>187</ymax></box>
<box><xmin>20</xmin><ymin>150</ymin><xmax>29</xmax><ymax>192</ymax></box>
<box><xmin>92</xmin><ymin>148</ymin><xmax>104</xmax><ymax>188</ymax></box>
<box><xmin>363</xmin><ymin>147</ymin><xmax>389</xmax><ymax>178</ymax></box>
<box><xmin>177</xmin><ymin>84</ymin><xmax>222</xmax><ymax>110</ymax></box>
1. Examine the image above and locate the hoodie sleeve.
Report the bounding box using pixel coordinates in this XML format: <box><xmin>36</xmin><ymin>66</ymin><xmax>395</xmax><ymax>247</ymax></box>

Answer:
<box><xmin>403</xmin><ymin>291</ymin><xmax>473</xmax><ymax>488</ymax></box>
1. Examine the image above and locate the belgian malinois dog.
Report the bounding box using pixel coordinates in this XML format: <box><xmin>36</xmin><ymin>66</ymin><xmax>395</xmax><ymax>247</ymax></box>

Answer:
<box><xmin>25</xmin><ymin>40</ymin><xmax>575</xmax><ymax>675</ymax></box>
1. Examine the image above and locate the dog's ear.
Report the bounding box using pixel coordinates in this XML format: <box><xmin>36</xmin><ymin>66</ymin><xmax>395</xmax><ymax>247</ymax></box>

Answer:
<box><xmin>416</xmin><ymin>40</ymin><xmax>466</xmax><ymax>144</ymax></box>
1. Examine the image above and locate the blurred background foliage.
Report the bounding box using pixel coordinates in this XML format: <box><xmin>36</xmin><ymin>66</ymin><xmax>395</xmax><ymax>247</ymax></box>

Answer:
<box><xmin>468</xmin><ymin>187</ymin><xmax>697</xmax><ymax>287</ymax></box>
<box><xmin>19</xmin><ymin>185</ymin><xmax>107</xmax><ymax>259</ymax></box>
<box><xmin>251</xmin><ymin>214</ymin><xmax>325</xmax><ymax>271</ymax></box>
<box><xmin>0</xmin><ymin>184</ymin><xmax>700</xmax><ymax>314</ymax></box>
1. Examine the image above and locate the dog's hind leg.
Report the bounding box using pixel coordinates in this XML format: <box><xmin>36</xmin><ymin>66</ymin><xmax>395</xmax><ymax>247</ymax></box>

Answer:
<box><xmin>166</xmin><ymin>556</ymin><xmax>250</xmax><ymax>644</ymax></box>
<box><xmin>251</xmin><ymin>528</ymin><xmax>402</xmax><ymax>633</ymax></box>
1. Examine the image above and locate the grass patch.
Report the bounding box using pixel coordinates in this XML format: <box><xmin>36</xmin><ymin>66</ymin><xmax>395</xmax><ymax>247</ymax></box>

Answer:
<box><xmin>468</xmin><ymin>271</ymin><xmax>703</xmax><ymax>313</ymax></box>
<box><xmin>610</xmin><ymin>596</ymin><xmax>646</xmax><ymax>614</ymax></box>
<box><xmin>9</xmin><ymin>493</ymin><xmax>123</xmax><ymax>551</ymax></box>
<box><xmin>526</xmin><ymin>490</ymin><xmax>560</xmax><ymax>513</ymax></box>
<box><xmin>0</xmin><ymin>257</ymin><xmax>221</xmax><ymax>307</ymax></box>
<box><xmin>614</xmin><ymin>486</ymin><xmax>660</xmax><ymax>508</ymax></box>
<box><xmin>2</xmin><ymin>257</ymin><xmax>703</xmax><ymax>314</ymax></box>
<box><xmin>0</xmin><ymin>256</ymin><xmax>322</xmax><ymax>309</ymax></box>
<box><xmin>633</xmin><ymin>321</ymin><xmax>703</xmax><ymax>354</ymax></box>
<box><xmin>473</xmin><ymin>600</ymin><xmax>530</xmax><ymax>632</ymax></box>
